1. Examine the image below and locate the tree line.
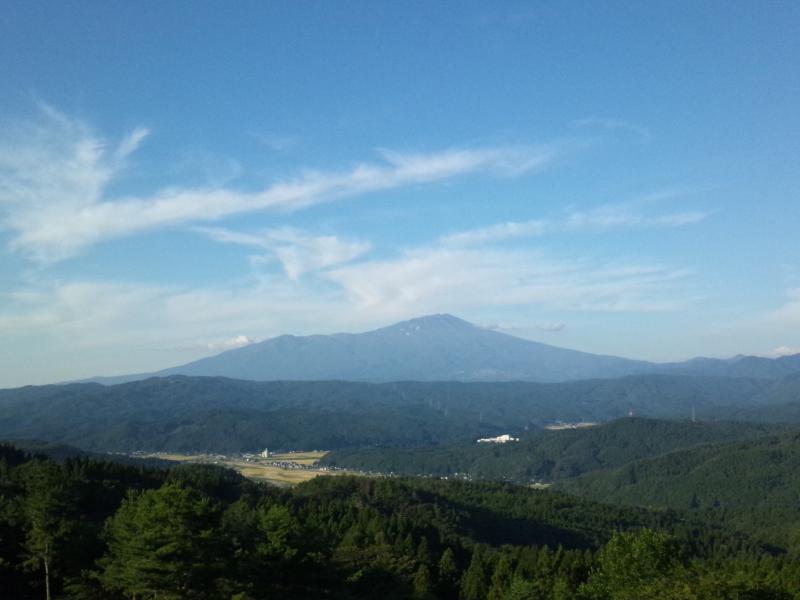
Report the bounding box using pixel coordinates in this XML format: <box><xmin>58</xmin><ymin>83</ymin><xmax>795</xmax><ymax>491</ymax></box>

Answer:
<box><xmin>1</xmin><ymin>443</ymin><xmax>798</xmax><ymax>599</ymax></box>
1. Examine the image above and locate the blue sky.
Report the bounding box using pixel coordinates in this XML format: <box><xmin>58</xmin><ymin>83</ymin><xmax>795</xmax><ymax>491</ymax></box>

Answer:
<box><xmin>1</xmin><ymin>1</ymin><xmax>799</xmax><ymax>386</ymax></box>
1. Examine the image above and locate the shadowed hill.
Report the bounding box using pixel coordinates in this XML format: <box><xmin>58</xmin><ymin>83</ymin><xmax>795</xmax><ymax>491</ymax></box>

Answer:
<box><xmin>556</xmin><ymin>430</ymin><xmax>800</xmax><ymax>512</ymax></box>
<box><xmin>0</xmin><ymin>375</ymin><xmax>786</xmax><ymax>453</ymax></box>
<box><xmin>321</xmin><ymin>417</ymin><xmax>789</xmax><ymax>482</ymax></box>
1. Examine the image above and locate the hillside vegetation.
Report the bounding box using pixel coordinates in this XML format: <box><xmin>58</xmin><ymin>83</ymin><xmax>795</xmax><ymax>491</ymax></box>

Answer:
<box><xmin>321</xmin><ymin>418</ymin><xmax>789</xmax><ymax>482</ymax></box>
<box><xmin>558</xmin><ymin>430</ymin><xmax>800</xmax><ymax>510</ymax></box>
<box><xmin>556</xmin><ymin>431</ymin><xmax>800</xmax><ymax>549</ymax></box>
<box><xmin>2</xmin><ymin>444</ymin><xmax>798</xmax><ymax>599</ymax></box>
<box><xmin>0</xmin><ymin>374</ymin><xmax>787</xmax><ymax>453</ymax></box>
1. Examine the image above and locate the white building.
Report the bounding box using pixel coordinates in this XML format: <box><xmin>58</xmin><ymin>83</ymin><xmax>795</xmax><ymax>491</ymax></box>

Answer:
<box><xmin>476</xmin><ymin>434</ymin><xmax>519</xmax><ymax>444</ymax></box>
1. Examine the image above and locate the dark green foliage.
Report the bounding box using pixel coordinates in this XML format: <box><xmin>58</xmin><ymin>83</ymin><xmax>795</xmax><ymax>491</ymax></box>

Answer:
<box><xmin>0</xmin><ymin>374</ymin><xmax>786</xmax><ymax>452</ymax></box>
<box><xmin>731</xmin><ymin>373</ymin><xmax>800</xmax><ymax>423</ymax></box>
<box><xmin>460</xmin><ymin>547</ymin><xmax>489</xmax><ymax>600</ymax></box>
<box><xmin>99</xmin><ymin>483</ymin><xmax>222</xmax><ymax>599</ymax></box>
<box><xmin>559</xmin><ymin>430</ymin><xmax>800</xmax><ymax>509</ymax></box>
<box><xmin>323</xmin><ymin>417</ymin><xmax>786</xmax><ymax>482</ymax></box>
<box><xmin>437</xmin><ymin>547</ymin><xmax>459</xmax><ymax>597</ymax></box>
<box><xmin>17</xmin><ymin>459</ymin><xmax>75</xmax><ymax>600</ymax></box>
<box><xmin>487</xmin><ymin>554</ymin><xmax>514</xmax><ymax>600</ymax></box>
<box><xmin>581</xmin><ymin>529</ymin><xmax>682</xmax><ymax>599</ymax></box>
<box><xmin>557</xmin><ymin>430</ymin><xmax>800</xmax><ymax>548</ymax></box>
<box><xmin>1</xmin><ymin>445</ymin><xmax>799</xmax><ymax>599</ymax></box>
<box><xmin>413</xmin><ymin>563</ymin><xmax>433</xmax><ymax>599</ymax></box>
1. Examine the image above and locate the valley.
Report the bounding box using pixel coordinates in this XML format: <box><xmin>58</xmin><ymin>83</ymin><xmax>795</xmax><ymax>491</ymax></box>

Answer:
<box><xmin>135</xmin><ymin>450</ymin><xmax>348</xmax><ymax>486</ymax></box>
<box><xmin>3</xmin><ymin>3</ymin><xmax>797</xmax><ymax>596</ymax></box>
<box><xmin>2</xmin><ymin>317</ymin><xmax>800</xmax><ymax>598</ymax></box>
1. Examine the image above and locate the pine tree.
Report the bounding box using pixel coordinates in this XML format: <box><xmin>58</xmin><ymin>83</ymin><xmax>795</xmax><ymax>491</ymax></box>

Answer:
<box><xmin>19</xmin><ymin>460</ymin><xmax>74</xmax><ymax>600</ymax></box>
<box><xmin>438</xmin><ymin>547</ymin><xmax>459</xmax><ymax>596</ymax></box>
<box><xmin>413</xmin><ymin>563</ymin><xmax>433</xmax><ymax>599</ymax></box>
<box><xmin>487</xmin><ymin>554</ymin><xmax>514</xmax><ymax>600</ymax></box>
<box><xmin>460</xmin><ymin>547</ymin><xmax>489</xmax><ymax>600</ymax></box>
<box><xmin>416</xmin><ymin>536</ymin><xmax>432</xmax><ymax>565</ymax></box>
<box><xmin>99</xmin><ymin>483</ymin><xmax>221</xmax><ymax>599</ymax></box>
<box><xmin>581</xmin><ymin>529</ymin><xmax>681</xmax><ymax>599</ymax></box>
<box><xmin>505</xmin><ymin>576</ymin><xmax>539</xmax><ymax>600</ymax></box>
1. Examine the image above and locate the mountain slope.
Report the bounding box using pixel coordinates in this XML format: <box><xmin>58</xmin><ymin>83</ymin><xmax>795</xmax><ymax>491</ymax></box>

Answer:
<box><xmin>88</xmin><ymin>314</ymin><xmax>800</xmax><ymax>385</ymax></box>
<box><xmin>726</xmin><ymin>373</ymin><xmax>800</xmax><ymax>422</ymax></box>
<box><xmin>556</xmin><ymin>430</ymin><xmax>800</xmax><ymax>511</ymax></box>
<box><xmin>656</xmin><ymin>354</ymin><xmax>800</xmax><ymax>380</ymax></box>
<box><xmin>98</xmin><ymin>314</ymin><xmax>653</xmax><ymax>383</ymax></box>
<box><xmin>551</xmin><ymin>430</ymin><xmax>800</xmax><ymax>549</ymax></box>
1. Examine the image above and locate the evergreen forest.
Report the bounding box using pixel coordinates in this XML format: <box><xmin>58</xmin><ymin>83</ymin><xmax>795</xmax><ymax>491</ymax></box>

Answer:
<box><xmin>2</xmin><ymin>443</ymin><xmax>799</xmax><ymax>599</ymax></box>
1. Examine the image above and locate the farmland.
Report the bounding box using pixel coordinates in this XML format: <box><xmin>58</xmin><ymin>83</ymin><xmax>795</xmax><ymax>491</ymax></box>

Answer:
<box><xmin>138</xmin><ymin>450</ymin><xmax>347</xmax><ymax>486</ymax></box>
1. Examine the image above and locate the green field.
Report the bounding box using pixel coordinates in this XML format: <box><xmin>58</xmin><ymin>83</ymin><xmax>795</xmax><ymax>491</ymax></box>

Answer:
<box><xmin>143</xmin><ymin>451</ymin><xmax>344</xmax><ymax>486</ymax></box>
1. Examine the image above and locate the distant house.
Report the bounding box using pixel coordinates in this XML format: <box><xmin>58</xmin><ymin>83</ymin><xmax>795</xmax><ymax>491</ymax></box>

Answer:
<box><xmin>260</xmin><ymin>448</ymin><xmax>270</xmax><ymax>458</ymax></box>
<box><xmin>476</xmin><ymin>434</ymin><xmax>519</xmax><ymax>444</ymax></box>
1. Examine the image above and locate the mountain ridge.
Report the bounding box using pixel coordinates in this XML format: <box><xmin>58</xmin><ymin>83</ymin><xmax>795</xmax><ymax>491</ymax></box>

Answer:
<box><xmin>80</xmin><ymin>314</ymin><xmax>800</xmax><ymax>385</ymax></box>
<box><xmin>1</xmin><ymin>373</ymin><xmax>795</xmax><ymax>453</ymax></box>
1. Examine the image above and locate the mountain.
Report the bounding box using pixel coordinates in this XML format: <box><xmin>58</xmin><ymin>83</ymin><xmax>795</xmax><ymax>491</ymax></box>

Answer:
<box><xmin>94</xmin><ymin>314</ymin><xmax>654</xmax><ymax>384</ymax></box>
<box><xmin>0</xmin><ymin>374</ymin><xmax>781</xmax><ymax>453</ymax></box>
<box><xmin>86</xmin><ymin>314</ymin><xmax>800</xmax><ymax>385</ymax></box>
<box><xmin>656</xmin><ymin>353</ymin><xmax>800</xmax><ymax>379</ymax></box>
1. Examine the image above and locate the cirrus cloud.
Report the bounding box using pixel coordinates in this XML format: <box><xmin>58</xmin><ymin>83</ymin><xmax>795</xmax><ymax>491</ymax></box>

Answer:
<box><xmin>198</xmin><ymin>226</ymin><xmax>371</xmax><ymax>280</ymax></box>
<box><xmin>439</xmin><ymin>203</ymin><xmax>709</xmax><ymax>247</ymax></box>
<box><xmin>0</xmin><ymin>107</ymin><xmax>556</xmax><ymax>263</ymax></box>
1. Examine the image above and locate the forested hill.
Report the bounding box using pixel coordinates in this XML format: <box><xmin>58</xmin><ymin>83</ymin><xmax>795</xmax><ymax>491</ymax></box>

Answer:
<box><xmin>728</xmin><ymin>372</ymin><xmax>800</xmax><ymax>422</ymax></box>
<box><xmin>0</xmin><ymin>374</ymin><xmax>788</xmax><ymax>453</ymax></box>
<box><xmin>321</xmin><ymin>418</ymin><xmax>789</xmax><ymax>482</ymax></box>
<box><xmin>557</xmin><ymin>430</ymin><xmax>800</xmax><ymax>512</ymax></box>
<box><xmin>2</xmin><ymin>443</ymin><xmax>798</xmax><ymax>599</ymax></box>
<box><xmin>556</xmin><ymin>431</ymin><xmax>800</xmax><ymax>549</ymax></box>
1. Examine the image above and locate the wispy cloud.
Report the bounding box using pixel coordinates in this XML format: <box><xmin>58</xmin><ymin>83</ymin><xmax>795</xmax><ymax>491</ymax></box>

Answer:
<box><xmin>0</xmin><ymin>245</ymin><xmax>695</xmax><ymax>377</ymax></box>
<box><xmin>440</xmin><ymin>219</ymin><xmax>547</xmax><ymax>246</ymax></box>
<box><xmin>0</xmin><ymin>279</ymin><xmax>302</xmax><ymax>385</ymax></box>
<box><xmin>563</xmin><ymin>204</ymin><xmax>708</xmax><ymax>230</ymax></box>
<box><xmin>0</xmin><ymin>108</ymin><xmax>555</xmax><ymax>263</ymax></box>
<box><xmin>199</xmin><ymin>226</ymin><xmax>371</xmax><ymax>279</ymax></box>
<box><xmin>326</xmin><ymin>245</ymin><xmax>695</xmax><ymax>317</ymax></box>
<box><xmin>440</xmin><ymin>203</ymin><xmax>709</xmax><ymax>247</ymax></box>
<box><xmin>486</xmin><ymin>321</ymin><xmax>566</xmax><ymax>334</ymax></box>
<box><xmin>571</xmin><ymin>117</ymin><xmax>653</xmax><ymax>142</ymax></box>
<box><xmin>0</xmin><ymin>107</ymin><xmax>710</xmax><ymax>384</ymax></box>
<box><xmin>0</xmin><ymin>228</ymin><xmax>700</xmax><ymax>384</ymax></box>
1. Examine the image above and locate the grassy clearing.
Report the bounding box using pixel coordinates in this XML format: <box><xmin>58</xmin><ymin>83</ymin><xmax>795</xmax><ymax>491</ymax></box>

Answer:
<box><xmin>268</xmin><ymin>451</ymin><xmax>327</xmax><ymax>465</ymax></box>
<box><xmin>140</xmin><ymin>451</ymin><xmax>341</xmax><ymax>486</ymax></box>
<box><xmin>237</xmin><ymin>464</ymin><xmax>327</xmax><ymax>485</ymax></box>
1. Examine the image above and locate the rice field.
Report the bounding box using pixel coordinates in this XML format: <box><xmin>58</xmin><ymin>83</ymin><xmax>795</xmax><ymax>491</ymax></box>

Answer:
<box><xmin>140</xmin><ymin>450</ymin><xmax>345</xmax><ymax>486</ymax></box>
<box><xmin>268</xmin><ymin>451</ymin><xmax>327</xmax><ymax>465</ymax></box>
